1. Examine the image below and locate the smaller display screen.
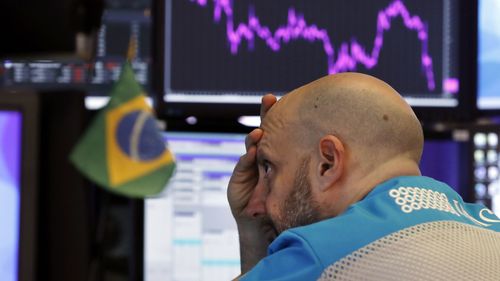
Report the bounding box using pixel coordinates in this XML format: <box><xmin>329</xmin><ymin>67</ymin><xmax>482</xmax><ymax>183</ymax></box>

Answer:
<box><xmin>0</xmin><ymin>110</ymin><xmax>22</xmax><ymax>281</ymax></box>
<box><xmin>420</xmin><ymin>139</ymin><xmax>462</xmax><ymax>194</ymax></box>
<box><xmin>144</xmin><ymin>132</ymin><xmax>245</xmax><ymax>281</ymax></box>
<box><xmin>477</xmin><ymin>0</ymin><xmax>500</xmax><ymax>110</ymax></box>
<box><xmin>472</xmin><ymin>130</ymin><xmax>500</xmax><ymax>215</ymax></box>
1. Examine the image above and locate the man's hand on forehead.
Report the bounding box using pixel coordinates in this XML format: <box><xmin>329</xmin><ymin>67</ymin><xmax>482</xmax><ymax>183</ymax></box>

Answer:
<box><xmin>256</xmin><ymin>93</ymin><xmax>277</xmax><ymax>157</ymax></box>
<box><xmin>260</xmin><ymin>94</ymin><xmax>277</xmax><ymax>121</ymax></box>
<box><xmin>225</xmin><ymin>93</ymin><xmax>279</xmax><ymax>276</ymax></box>
<box><xmin>228</xmin><ymin>93</ymin><xmax>278</xmax><ymax>220</ymax></box>
<box><xmin>244</xmin><ymin>93</ymin><xmax>277</xmax><ymax>160</ymax></box>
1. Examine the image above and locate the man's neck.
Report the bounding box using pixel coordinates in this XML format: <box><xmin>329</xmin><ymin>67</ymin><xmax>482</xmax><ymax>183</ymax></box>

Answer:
<box><xmin>325</xmin><ymin>157</ymin><xmax>421</xmax><ymax>217</ymax></box>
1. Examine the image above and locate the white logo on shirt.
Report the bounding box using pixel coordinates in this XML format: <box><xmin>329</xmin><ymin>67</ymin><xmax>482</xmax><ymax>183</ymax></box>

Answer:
<box><xmin>389</xmin><ymin>186</ymin><xmax>499</xmax><ymax>227</ymax></box>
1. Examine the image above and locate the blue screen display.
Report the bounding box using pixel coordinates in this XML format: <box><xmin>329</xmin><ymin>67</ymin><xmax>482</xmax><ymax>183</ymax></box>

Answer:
<box><xmin>477</xmin><ymin>0</ymin><xmax>500</xmax><ymax>109</ymax></box>
<box><xmin>0</xmin><ymin>110</ymin><xmax>22</xmax><ymax>281</ymax></box>
<box><xmin>420</xmin><ymin>140</ymin><xmax>461</xmax><ymax>194</ymax></box>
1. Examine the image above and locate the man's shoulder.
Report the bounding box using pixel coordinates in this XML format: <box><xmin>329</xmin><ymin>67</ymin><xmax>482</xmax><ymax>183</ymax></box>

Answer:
<box><xmin>277</xmin><ymin>175</ymin><xmax>500</xmax><ymax>267</ymax></box>
<box><xmin>245</xmin><ymin>176</ymin><xmax>500</xmax><ymax>280</ymax></box>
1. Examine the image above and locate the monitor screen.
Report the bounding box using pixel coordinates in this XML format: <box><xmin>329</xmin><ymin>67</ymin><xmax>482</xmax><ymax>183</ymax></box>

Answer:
<box><xmin>477</xmin><ymin>0</ymin><xmax>500</xmax><ymax>110</ymax></box>
<box><xmin>0</xmin><ymin>0</ymin><xmax>154</xmax><ymax>110</ymax></box>
<box><xmin>420</xmin><ymin>139</ymin><xmax>463</xmax><ymax>194</ymax></box>
<box><xmin>163</xmin><ymin>0</ymin><xmax>462</xmax><ymax>112</ymax></box>
<box><xmin>144</xmin><ymin>132</ymin><xmax>245</xmax><ymax>281</ymax></box>
<box><xmin>0</xmin><ymin>110</ymin><xmax>22</xmax><ymax>281</ymax></box>
<box><xmin>471</xmin><ymin>128</ymin><xmax>500</xmax><ymax>216</ymax></box>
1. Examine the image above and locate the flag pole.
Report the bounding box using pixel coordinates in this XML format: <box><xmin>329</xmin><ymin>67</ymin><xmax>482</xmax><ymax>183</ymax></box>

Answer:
<box><xmin>127</xmin><ymin>34</ymin><xmax>137</xmax><ymax>63</ymax></box>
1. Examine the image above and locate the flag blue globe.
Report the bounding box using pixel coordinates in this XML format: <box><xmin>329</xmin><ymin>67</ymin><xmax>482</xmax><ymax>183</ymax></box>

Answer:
<box><xmin>116</xmin><ymin>110</ymin><xmax>166</xmax><ymax>161</ymax></box>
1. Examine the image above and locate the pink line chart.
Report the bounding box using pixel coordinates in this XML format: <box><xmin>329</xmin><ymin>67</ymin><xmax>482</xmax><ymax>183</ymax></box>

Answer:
<box><xmin>190</xmin><ymin>0</ymin><xmax>436</xmax><ymax>91</ymax></box>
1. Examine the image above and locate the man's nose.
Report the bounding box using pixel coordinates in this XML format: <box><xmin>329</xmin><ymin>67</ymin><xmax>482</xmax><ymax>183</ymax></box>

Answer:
<box><xmin>245</xmin><ymin>180</ymin><xmax>268</xmax><ymax>218</ymax></box>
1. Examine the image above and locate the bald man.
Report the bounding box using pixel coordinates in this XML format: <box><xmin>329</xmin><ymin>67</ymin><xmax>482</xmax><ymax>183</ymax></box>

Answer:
<box><xmin>228</xmin><ymin>73</ymin><xmax>500</xmax><ymax>280</ymax></box>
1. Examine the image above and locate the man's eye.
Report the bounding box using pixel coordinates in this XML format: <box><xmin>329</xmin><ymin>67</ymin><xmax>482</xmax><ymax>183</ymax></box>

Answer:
<box><xmin>263</xmin><ymin>161</ymin><xmax>272</xmax><ymax>175</ymax></box>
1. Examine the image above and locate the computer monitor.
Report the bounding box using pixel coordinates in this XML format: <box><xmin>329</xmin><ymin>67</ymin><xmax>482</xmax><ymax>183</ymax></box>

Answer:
<box><xmin>470</xmin><ymin>125</ymin><xmax>500</xmax><ymax>216</ymax></box>
<box><xmin>477</xmin><ymin>0</ymin><xmax>500</xmax><ymax>112</ymax></box>
<box><xmin>0</xmin><ymin>110</ymin><xmax>22</xmax><ymax>281</ymax></box>
<box><xmin>160</xmin><ymin>0</ymin><xmax>475</xmax><ymax>121</ymax></box>
<box><xmin>0</xmin><ymin>0</ymin><xmax>157</xmax><ymax>110</ymax></box>
<box><xmin>143</xmin><ymin>131</ymin><xmax>245</xmax><ymax>281</ymax></box>
<box><xmin>0</xmin><ymin>91</ymin><xmax>39</xmax><ymax>281</ymax></box>
<box><xmin>420</xmin><ymin>138</ymin><xmax>466</xmax><ymax>195</ymax></box>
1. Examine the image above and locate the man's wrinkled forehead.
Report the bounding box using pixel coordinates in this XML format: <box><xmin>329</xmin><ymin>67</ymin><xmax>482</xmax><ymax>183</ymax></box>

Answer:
<box><xmin>260</xmin><ymin>93</ymin><xmax>296</xmax><ymax>130</ymax></box>
<box><xmin>261</xmin><ymin>103</ymin><xmax>286</xmax><ymax>133</ymax></box>
<box><xmin>258</xmin><ymin>98</ymin><xmax>289</xmax><ymax>156</ymax></box>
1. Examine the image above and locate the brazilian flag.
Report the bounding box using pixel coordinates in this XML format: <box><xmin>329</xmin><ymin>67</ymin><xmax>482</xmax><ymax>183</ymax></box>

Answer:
<box><xmin>70</xmin><ymin>63</ymin><xmax>175</xmax><ymax>197</ymax></box>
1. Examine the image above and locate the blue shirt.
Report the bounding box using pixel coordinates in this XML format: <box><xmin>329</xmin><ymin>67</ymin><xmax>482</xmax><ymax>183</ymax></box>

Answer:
<box><xmin>240</xmin><ymin>176</ymin><xmax>500</xmax><ymax>280</ymax></box>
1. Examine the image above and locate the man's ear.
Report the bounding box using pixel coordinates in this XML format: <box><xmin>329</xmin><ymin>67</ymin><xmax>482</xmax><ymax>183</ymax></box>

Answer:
<box><xmin>316</xmin><ymin>135</ymin><xmax>345</xmax><ymax>192</ymax></box>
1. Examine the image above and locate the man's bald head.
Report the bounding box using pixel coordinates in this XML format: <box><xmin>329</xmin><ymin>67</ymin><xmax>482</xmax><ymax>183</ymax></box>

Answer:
<box><xmin>263</xmin><ymin>72</ymin><xmax>424</xmax><ymax>172</ymax></box>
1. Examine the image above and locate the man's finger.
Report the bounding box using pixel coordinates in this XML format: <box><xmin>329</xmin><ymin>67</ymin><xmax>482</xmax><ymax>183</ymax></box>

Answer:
<box><xmin>232</xmin><ymin>145</ymin><xmax>258</xmax><ymax>177</ymax></box>
<box><xmin>245</xmin><ymin>128</ymin><xmax>263</xmax><ymax>151</ymax></box>
<box><xmin>260</xmin><ymin>94</ymin><xmax>277</xmax><ymax>119</ymax></box>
